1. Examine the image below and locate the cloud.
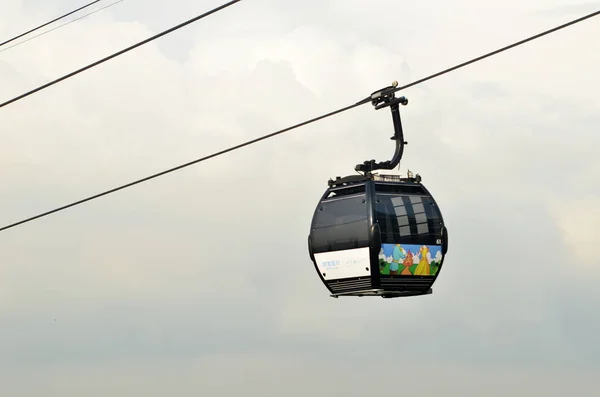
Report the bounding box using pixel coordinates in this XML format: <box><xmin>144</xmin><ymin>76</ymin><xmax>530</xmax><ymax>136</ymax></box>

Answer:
<box><xmin>2</xmin><ymin>353</ymin><xmax>598</xmax><ymax>397</ymax></box>
<box><xmin>529</xmin><ymin>2</ymin><xmax>600</xmax><ymax>17</ymax></box>
<box><xmin>0</xmin><ymin>0</ymin><xmax>599</xmax><ymax>395</ymax></box>
<box><xmin>547</xmin><ymin>194</ymin><xmax>600</xmax><ymax>273</ymax></box>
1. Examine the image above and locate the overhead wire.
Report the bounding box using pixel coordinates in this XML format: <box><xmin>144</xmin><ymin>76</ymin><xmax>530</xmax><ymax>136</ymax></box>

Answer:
<box><xmin>0</xmin><ymin>0</ymin><xmax>245</xmax><ymax>109</ymax></box>
<box><xmin>0</xmin><ymin>0</ymin><xmax>125</xmax><ymax>54</ymax></box>
<box><xmin>0</xmin><ymin>8</ymin><xmax>599</xmax><ymax>233</ymax></box>
<box><xmin>0</xmin><ymin>0</ymin><xmax>102</xmax><ymax>48</ymax></box>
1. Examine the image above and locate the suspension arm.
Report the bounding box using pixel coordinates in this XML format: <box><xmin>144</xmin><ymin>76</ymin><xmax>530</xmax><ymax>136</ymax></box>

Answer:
<box><xmin>355</xmin><ymin>82</ymin><xmax>409</xmax><ymax>174</ymax></box>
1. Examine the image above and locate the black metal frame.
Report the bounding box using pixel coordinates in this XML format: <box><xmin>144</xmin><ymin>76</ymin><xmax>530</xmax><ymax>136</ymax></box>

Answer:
<box><xmin>355</xmin><ymin>81</ymin><xmax>409</xmax><ymax>174</ymax></box>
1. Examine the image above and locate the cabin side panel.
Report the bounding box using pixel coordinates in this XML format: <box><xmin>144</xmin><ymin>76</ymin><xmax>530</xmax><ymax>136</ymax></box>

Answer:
<box><xmin>313</xmin><ymin>247</ymin><xmax>371</xmax><ymax>280</ymax></box>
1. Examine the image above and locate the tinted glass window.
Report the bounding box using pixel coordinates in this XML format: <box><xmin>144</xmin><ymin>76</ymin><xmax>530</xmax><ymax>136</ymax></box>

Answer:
<box><xmin>376</xmin><ymin>183</ymin><xmax>426</xmax><ymax>195</ymax></box>
<box><xmin>311</xmin><ymin>195</ymin><xmax>370</xmax><ymax>253</ymax></box>
<box><xmin>375</xmin><ymin>194</ymin><xmax>442</xmax><ymax>243</ymax></box>
<box><xmin>325</xmin><ymin>184</ymin><xmax>366</xmax><ymax>199</ymax></box>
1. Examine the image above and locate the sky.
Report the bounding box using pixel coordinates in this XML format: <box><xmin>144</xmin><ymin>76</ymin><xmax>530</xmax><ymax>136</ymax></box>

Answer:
<box><xmin>1</xmin><ymin>0</ymin><xmax>599</xmax><ymax>395</ymax></box>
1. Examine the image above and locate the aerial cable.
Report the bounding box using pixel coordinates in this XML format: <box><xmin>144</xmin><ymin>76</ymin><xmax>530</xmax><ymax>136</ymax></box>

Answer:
<box><xmin>0</xmin><ymin>104</ymin><xmax>357</xmax><ymax>233</ymax></box>
<box><xmin>0</xmin><ymin>8</ymin><xmax>598</xmax><ymax>233</ymax></box>
<box><xmin>0</xmin><ymin>0</ymin><xmax>125</xmax><ymax>54</ymax></box>
<box><xmin>0</xmin><ymin>0</ymin><xmax>102</xmax><ymax>48</ymax></box>
<box><xmin>0</xmin><ymin>0</ymin><xmax>244</xmax><ymax>109</ymax></box>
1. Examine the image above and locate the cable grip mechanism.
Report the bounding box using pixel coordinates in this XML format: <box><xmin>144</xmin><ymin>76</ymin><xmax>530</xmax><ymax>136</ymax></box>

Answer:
<box><xmin>355</xmin><ymin>81</ymin><xmax>409</xmax><ymax>174</ymax></box>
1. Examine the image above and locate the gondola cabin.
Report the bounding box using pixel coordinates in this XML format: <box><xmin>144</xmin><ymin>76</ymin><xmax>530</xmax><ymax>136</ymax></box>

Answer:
<box><xmin>307</xmin><ymin>83</ymin><xmax>449</xmax><ymax>298</ymax></box>
<box><xmin>307</xmin><ymin>173</ymin><xmax>448</xmax><ymax>298</ymax></box>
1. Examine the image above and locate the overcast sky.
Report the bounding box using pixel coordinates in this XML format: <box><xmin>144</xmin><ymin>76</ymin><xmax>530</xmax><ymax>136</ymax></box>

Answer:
<box><xmin>1</xmin><ymin>0</ymin><xmax>599</xmax><ymax>395</ymax></box>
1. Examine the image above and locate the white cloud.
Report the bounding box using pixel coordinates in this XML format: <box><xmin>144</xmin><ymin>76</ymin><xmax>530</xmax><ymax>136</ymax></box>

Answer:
<box><xmin>547</xmin><ymin>194</ymin><xmax>600</xmax><ymax>273</ymax></box>
<box><xmin>0</xmin><ymin>0</ymin><xmax>599</xmax><ymax>395</ymax></box>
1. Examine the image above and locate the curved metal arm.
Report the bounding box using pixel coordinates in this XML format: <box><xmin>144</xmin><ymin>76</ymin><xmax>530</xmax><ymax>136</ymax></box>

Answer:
<box><xmin>355</xmin><ymin>83</ymin><xmax>409</xmax><ymax>174</ymax></box>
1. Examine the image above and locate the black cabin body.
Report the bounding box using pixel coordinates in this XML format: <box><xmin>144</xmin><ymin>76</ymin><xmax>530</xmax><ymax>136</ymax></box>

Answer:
<box><xmin>307</xmin><ymin>82</ymin><xmax>449</xmax><ymax>298</ymax></box>
<box><xmin>307</xmin><ymin>173</ymin><xmax>448</xmax><ymax>298</ymax></box>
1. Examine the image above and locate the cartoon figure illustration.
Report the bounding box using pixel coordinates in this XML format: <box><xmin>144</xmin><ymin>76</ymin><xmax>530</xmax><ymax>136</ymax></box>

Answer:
<box><xmin>401</xmin><ymin>250</ymin><xmax>413</xmax><ymax>275</ymax></box>
<box><xmin>389</xmin><ymin>244</ymin><xmax>406</xmax><ymax>275</ymax></box>
<box><xmin>380</xmin><ymin>243</ymin><xmax>442</xmax><ymax>276</ymax></box>
<box><xmin>413</xmin><ymin>245</ymin><xmax>431</xmax><ymax>275</ymax></box>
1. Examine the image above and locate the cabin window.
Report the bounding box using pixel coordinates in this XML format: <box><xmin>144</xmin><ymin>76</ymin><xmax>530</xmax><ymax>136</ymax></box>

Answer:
<box><xmin>325</xmin><ymin>184</ymin><xmax>366</xmax><ymax>199</ymax></box>
<box><xmin>311</xmin><ymin>195</ymin><xmax>370</xmax><ymax>252</ymax></box>
<box><xmin>375</xmin><ymin>194</ymin><xmax>442</xmax><ymax>242</ymax></box>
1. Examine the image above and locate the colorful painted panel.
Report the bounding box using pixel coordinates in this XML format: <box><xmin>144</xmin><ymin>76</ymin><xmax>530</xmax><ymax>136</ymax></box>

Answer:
<box><xmin>379</xmin><ymin>244</ymin><xmax>443</xmax><ymax>276</ymax></box>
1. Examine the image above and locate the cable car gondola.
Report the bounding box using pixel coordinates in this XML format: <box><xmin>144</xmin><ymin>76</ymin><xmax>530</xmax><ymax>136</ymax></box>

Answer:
<box><xmin>307</xmin><ymin>82</ymin><xmax>449</xmax><ymax>298</ymax></box>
